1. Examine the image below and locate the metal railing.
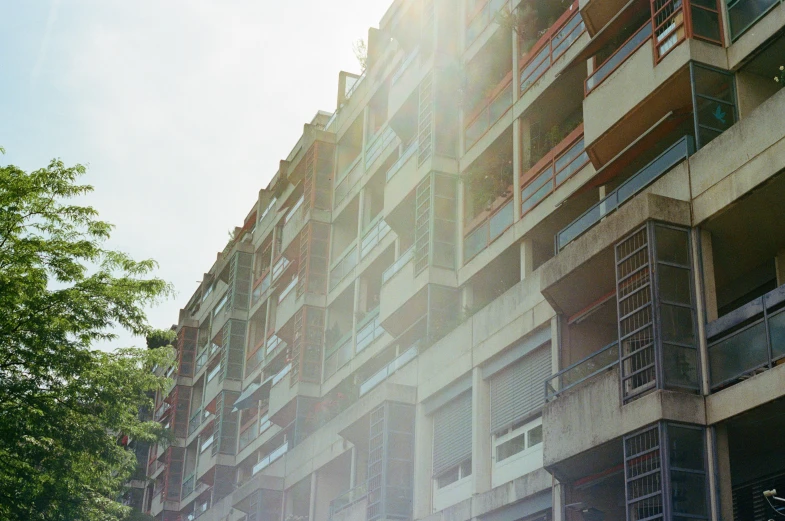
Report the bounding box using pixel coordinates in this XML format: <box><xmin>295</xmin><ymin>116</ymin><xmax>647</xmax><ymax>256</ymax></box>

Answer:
<box><xmin>521</xmin><ymin>126</ymin><xmax>588</xmax><ymax>216</ymax></box>
<box><xmin>360</xmin><ymin>217</ymin><xmax>391</xmax><ymax>259</ymax></box>
<box><xmin>207</xmin><ymin>362</ymin><xmax>222</xmax><ymax>383</ymax></box>
<box><xmin>334</xmin><ymin>155</ymin><xmax>363</xmax><ymax>207</ymax></box>
<box><xmin>463</xmin><ymin>196</ymin><xmax>514</xmax><ymax>263</ymax></box>
<box><xmin>188</xmin><ymin>408</ymin><xmax>203</xmax><ymax>436</ymax></box>
<box><xmin>251</xmin><ymin>271</ymin><xmax>272</xmax><ymax>306</ymax></box>
<box><xmin>392</xmin><ymin>48</ymin><xmax>419</xmax><ymax>84</ymax></box>
<box><xmin>213</xmin><ymin>292</ymin><xmax>229</xmax><ymax>318</ymax></box>
<box><xmin>272</xmin><ymin>256</ymin><xmax>291</xmax><ymax>282</ymax></box>
<box><xmin>465</xmin><ymin>0</ymin><xmax>509</xmax><ymax>48</ymax></box>
<box><xmin>324</xmin><ymin>332</ymin><xmax>353</xmax><ymax>379</ymax></box>
<box><xmin>520</xmin><ymin>2</ymin><xmax>584</xmax><ymax>95</ymax></box>
<box><xmin>359</xmin><ymin>345</ymin><xmax>418</xmax><ymax>396</ymax></box>
<box><xmin>252</xmin><ymin>441</ymin><xmax>289</xmax><ymax>476</ymax></box>
<box><xmin>356</xmin><ymin>308</ymin><xmax>384</xmax><ymax>353</ymax></box>
<box><xmin>239</xmin><ymin>419</ymin><xmax>260</xmax><ymax>452</ymax></box>
<box><xmin>556</xmin><ymin>135</ymin><xmax>694</xmax><ymax>252</ymax></box>
<box><xmin>281</xmin><ymin>196</ymin><xmax>306</xmax><ymax>248</ymax></box>
<box><xmin>382</xmin><ymin>246</ymin><xmax>414</xmax><ymax>285</ymax></box>
<box><xmin>586</xmin><ymin>21</ymin><xmax>652</xmax><ymax>93</ymax></box>
<box><xmin>545</xmin><ymin>342</ymin><xmax>619</xmax><ymax>401</ymax></box>
<box><xmin>365</xmin><ymin>126</ymin><xmax>398</xmax><ymax>169</ymax></box>
<box><xmin>272</xmin><ymin>364</ymin><xmax>291</xmax><ymax>387</ymax></box>
<box><xmin>200</xmin><ymin>433</ymin><xmax>215</xmax><ymax>454</ymax></box>
<box><xmin>728</xmin><ymin>0</ymin><xmax>781</xmax><ymax>41</ymax></box>
<box><xmin>266</xmin><ymin>334</ymin><xmax>285</xmax><ymax>356</ymax></box>
<box><xmin>464</xmin><ymin>71</ymin><xmax>513</xmax><ymax>151</ymax></box>
<box><xmin>708</xmin><ymin>284</ymin><xmax>785</xmax><ymax>391</ymax></box>
<box><xmin>278</xmin><ymin>275</ymin><xmax>298</xmax><ymax>303</ymax></box>
<box><xmin>329</xmin><ymin>241</ymin><xmax>358</xmax><ymax>291</ymax></box>
<box><xmin>329</xmin><ymin>481</ymin><xmax>369</xmax><ymax>520</ymax></box>
<box><xmin>386</xmin><ymin>140</ymin><xmax>417</xmax><ymax>181</ymax></box>
<box><xmin>181</xmin><ymin>472</ymin><xmax>196</xmax><ymax>499</ymax></box>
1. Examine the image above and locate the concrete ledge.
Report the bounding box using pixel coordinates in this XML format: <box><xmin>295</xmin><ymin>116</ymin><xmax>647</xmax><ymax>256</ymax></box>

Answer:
<box><xmin>706</xmin><ymin>363</ymin><xmax>785</xmax><ymax>425</ymax></box>
<box><xmin>543</xmin><ymin>366</ymin><xmax>706</xmax><ymax>468</ymax></box>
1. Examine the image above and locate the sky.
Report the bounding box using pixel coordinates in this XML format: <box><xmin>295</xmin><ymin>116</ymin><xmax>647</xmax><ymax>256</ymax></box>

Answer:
<box><xmin>0</xmin><ymin>0</ymin><xmax>391</xmax><ymax>351</ymax></box>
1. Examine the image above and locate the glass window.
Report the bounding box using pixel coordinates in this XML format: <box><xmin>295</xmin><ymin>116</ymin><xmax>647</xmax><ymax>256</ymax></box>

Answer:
<box><xmin>660</xmin><ymin>304</ymin><xmax>695</xmax><ymax>346</ymax></box>
<box><xmin>655</xmin><ymin>226</ymin><xmax>690</xmax><ymax>266</ymax></box>
<box><xmin>496</xmin><ymin>433</ymin><xmax>526</xmax><ymax>462</ymax></box>
<box><xmin>663</xmin><ymin>344</ymin><xmax>699</xmax><ymax>389</ymax></box>
<box><xmin>659</xmin><ymin>265</ymin><xmax>692</xmax><ymax>304</ymax></box>
<box><xmin>528</xmin><ymin>424</ymin><xmax>543</xmax><ymax>447</ymax></box>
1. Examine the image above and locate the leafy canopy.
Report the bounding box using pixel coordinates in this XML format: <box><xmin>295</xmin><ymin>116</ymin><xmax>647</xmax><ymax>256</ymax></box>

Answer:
<box><xmin>0</xmin><ymin>151</ymin><xmax>175</xmax><ymax>521</ymax></box>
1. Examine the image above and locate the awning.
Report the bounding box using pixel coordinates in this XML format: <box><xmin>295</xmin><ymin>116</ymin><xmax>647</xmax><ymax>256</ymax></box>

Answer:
<box><xmin>232</xmin><ymin>375</ymin><xmax>273</xmax><ymax>413</ymax></box>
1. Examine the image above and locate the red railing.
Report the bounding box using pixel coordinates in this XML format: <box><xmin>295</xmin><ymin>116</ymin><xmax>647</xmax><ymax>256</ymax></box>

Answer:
<box><xmin>520</xmin><ymin>124</ymin><xmax>589</xmax><ymax>216</ymax></box>
<box><xmin>519</xmin><ymin>1</ymin><xmax>585</xmax><ymax>95</ymax></box>
<box><xmin>466</xmin><ymin>0</ymin><xmax>510</xmax><ymax>48</ymax></box>
<box><xmin>463</xmin><ymin>191</ymin><xmax>514</xmax><ymax>263</ymax></box>
<box><xmin>464</xmin><ymin>70</ymin><xmax>514</xmax><ymax>151</ymax></box>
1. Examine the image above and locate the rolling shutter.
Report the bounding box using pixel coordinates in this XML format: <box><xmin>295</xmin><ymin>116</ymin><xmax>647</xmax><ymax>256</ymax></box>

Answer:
<box><xmin>432</xmin><ymin>390</ymin><xmax>472</xmax><ymax>477</ymax></box>
<box><xmin>490</xmin><ymin>344</ymin><xmax>551</xmax><ymax>434</ymax></box>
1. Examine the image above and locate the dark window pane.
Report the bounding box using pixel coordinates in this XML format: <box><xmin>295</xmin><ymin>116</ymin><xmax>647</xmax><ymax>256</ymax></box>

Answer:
<box><xmin>655</xmin><ymin>226</ymin><xmax>690</xmax><ymax>266</ymax></box>
<box><xmin>659</xmin><ymin>265</ymin><xmax>692</xmax><ymax>304</ymax></box>
<box><xmin>671</xmin><ymin>470</ymin><xmax>708</xmax><ymax>516</ymax></box>
<box><xmin>709</xmin><ymin>320</ymin><xmax>768</xmax><ymax>387</ymax></box>
<box><xmin>668</xmin><ymin>425</ymin><xmax>705</xmax><ymax>470</ymax></box>
<box><xmin>691</xmin><ymin>6</ymin><xmax>721</xmax><ymax>42</ymax></box>
<box><xmin>496</xmin><ymin>433</ymin><xmax>526</xmax><ymax>461</ymax></box>
<box><xmin>768</xmin><ymin>308</ymin><xmax>785</xmax><ymax>361</ymax></box>
<box><xmin>660</xmin><ymin>304</ymin><xmax>695</xmax><ymax>345</ymax></box>
<box><xmin>663</xmin><ymin>343</ymin><xmax>699</xmax><ymax>389</ymax></box>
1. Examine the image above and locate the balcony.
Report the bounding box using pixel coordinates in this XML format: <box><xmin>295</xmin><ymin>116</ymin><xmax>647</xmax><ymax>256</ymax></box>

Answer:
<box><xmin>545</xmin><ymin>341</ymin><xmax>618</xmax><ymax>401</ymax></box>
<box><xmin>274</xmin><ymin>276</ymin><xmax>300</xmax><ymax>332</ymax></box>
<box><xmin>328</xmin><ymin>482</ymin><xmax>368</xmax><ymax>521</ymax></box>
<box><xmin>213</xmin><ymin>291</ymin><xmax>229</xmax><ymax>319</ymax></box>
<box><xmin>728</xmin><ymin>0</ymin><xmax>782</xmax><ymax>41</ymax></box>
<box><xmin>381</xmin><ymin>246</ymin><xmax>414</xmax><ymax>285</ymax></box>
<box><xmin>334</xmin><ymin>156</ymin><xmax>363</xmax><ymax>208</ymax></box>
<box><xmin>365</xmin><ymin>126</ymin><xmax>398</xmax><ymax>170</ymax></box>
<box><xmin>252</xmin><ymin>441</ymin><xmax>289</xmax><ymax>476</ymax></box>
<box><xmin>280</xmin><ymin>196</ymin><xmax>306</xmax><ymax>252</ymax></box>
<box><xmin>271</xmin><ymin>255</ymin><xmax>291</xmax><ymax>283</ymax></box>
<box><xmin>386</xmin><ymin>140</ymin><xmax>417</xmax><ymax>182</ymax></box>
<box><xmin>360</xmin><ymin>217</ymin><xmax>391</xmax><ymax>260</ymax></box>
<box><xmin>464</xmin><ymin>71</ymin><xmax>513</xmax><ymax>152</ymax></box>
<box><xmin>266</xmin><ymin>333</ymin><xmax>286</xmax><ymax>358</ymax></box>
<box><xmin>463</xmin><ymin>196</ymin><xmax>513</xmax><ymax>264</ymax></box>
<box><xmin>356</xmin><ymin>308</ymin><xmax>385</xmax><ymax>354</ymax></box>
<box><xmin>556</xmin><ymin>135</ymin><xmax>694</xmax><ymax>252</ymax></box>
<box><xmin>519</xmin><ymin>2</ymin><xmax>585</xmax><ymax>95</ymax></box>
<box><xmin>324</xmin><ymin>332</ymin><xmax>353</xmax><ymax>379</ymax></box>
<box><xmin>585</xmin><ymin>21</ymin><xmax>652</xmax><ymax>94</ymax></box>
<box><xmin>329</xmin><ymin>242</ymin><xmax>358</xmax><ymax>291</ymax></box>
<box><xmin>359</xmin><ymin>344</ymin><xmax>418</xmax><ymax>396</ymax></box>
<box><xmin>466</xmin><ymin>0</ymin><xmax>509</xmax><ymax>50</ymax></box>
<box><xmin>707</xmin><ymin>284</ymin><xmax>785</xmax><ymax>392</ymax></box>
<box><xmin>251</xmin><ymin>271</ymin><xmax>272</xmax><ymax>307</ymax></box>
<box><xmin>188</xmin><ymin>408</ymin><xmax>204</xmax><ymax>437</ymax></box>
<box><xmin>520</xmin><ymin>125</ymin><xmax>589</xmax><ymax>216</ymax></box>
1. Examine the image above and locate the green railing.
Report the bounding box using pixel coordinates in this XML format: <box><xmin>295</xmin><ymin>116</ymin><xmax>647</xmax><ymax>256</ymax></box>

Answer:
<box><xmin>545</xmin><ymin>342</ymin><xmax>619</xmax><ymax>401</ymax></box>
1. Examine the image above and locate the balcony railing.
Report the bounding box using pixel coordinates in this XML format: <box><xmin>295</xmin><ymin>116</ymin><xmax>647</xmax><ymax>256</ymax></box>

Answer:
<box><xmin>188</xmin><ymin>408</ymin><xmax>203</xmax><ymax>436</ymax></box>
<box><xmin>239</xmin><ymin>419</ymin><xmax>260</xmax><ymax>452</ymax></box>
<box><xmin>324</xmin><ymin>332</ymin><xmax>353</xmax><ymax>379</ymax></box>
<box><xmin>386</xmin><ymin>140</ymin><xmax>417</xmax><ymax>181</ymax></box>
<box><xmin>252</xmin><ymin>441</ymin><xmax>289</xmax><ymax>476</ymax></box>
<box><xmin>200</xmin><ymin>433</ymin><xmax>215</xmax><ymax>453</ymax></box>
<box><xmin>585</xmin><ymin>21</ymin><xmax>652</xmax><ymax>94</ymax></box>
<box><xmin>207</xmin><ymin>362</ymin><xmax>222</xmax><ymax>383</ymax></box>
<box><xmin>465</xmin><ymin>71</ymin><xmax>513</xmax><ymax>151</ymax></box>
<box><xmin>382</xmin><ymin>246</ymin><xmax>414</xmax><ymax>285</ymax></box>
<box><xmin>707</xmin><ymin>284</ymin><xmax>785</xmax><ymax>391</ymax></box>
<box><xmin>213</xmin><ymin>292</ymin><xmax>229</xmax><ymax>318</ymax></box>
<box><xmin>195</xmin><ymin>349</ymin><xmax>208</xmax><ymax>374</ymax></box>
<box><xmin>466</xmin><ymin>0</ymin><xmax>509</xmax><ymax>48</ymax></box>
<box><xmin>360</xmin><ymin>217</ymin><xmax>391</xmax><ymax>260</ymax></box>
<box><xmin>463</xmin><ymin>195</ymin><xmax>513</xmax><ymax>264</ymax></box>
<box><xmin>329</xmin><ymin>482</ymin><xmax>369</xmax><ymax>520</ymax></box>
<box><xmin>251</xmin><ymin>271</ymin><xmax>272</xmax><ymax>306</ymax></box>
<box><xmin>359</xmin><ymin>345</ymin><xmax>418</xmax><ymax>396</ymax></box>
<box><xmin>391</xmin><ymin>48</ymin><xmax>419</xmax><ymax>84</ymax></box>
<box><xmin>272</xmin><ymin>363</ymin><xmax>291</xmax><ymax>387</ymax></box>
<box><xmin>272</xmin><ymin>256</ymin><xmax>291</xmax><ymax>282</ymax></box>
<box><xmin>278</xmin><ymin>276</ymin><xmax>298</xmax><ymax>303</ymax></box>
<box><xmin>334</xmin><ymin>156</ymin><xmax>363</xmax><ymax>207</ymax></box>
<box><xmin>366</xmin><ymin>126</ymin><xmax>398</xmax><ymax>169</ymax></box>
<box><xmin>520</xmin><ymin>1</ymin><xmax>585</xmax><ymax>95</ymax></box>
<box><xmin>281</xmin><ymin>196</ymin><xmax>306</xmax><ymax>247</ymax></box>
<box><xmin>266</xmin><ymin>334</ymin><xmax>285</xmax><ymax>356</ymax></box>
<box><xmin>329</xmin><ymin>241</ymin><xmax>358</xmax><ymax>291</ymax></box>
<box><xmin>555</xmin><ymin>135</ymin><xmax>694</xmax><ymax>252</ymax></box>
<box><xmin>246</xmin><ymin>344</ymin><xmax>265</xmax><ymax>377</ymax></box>
<box><xmin>181</xmin><ymin>472</ymin><xmax>196</xmax><ymax>499</ymax></box>
<box><xmin>545</xmin><ymin>341</ymin><xmax>619</xmax><ymax>401</ymax></box>
<box><xmin>728</xmin><ymin>0</ymin><xmax>781</xmax><ymax>41</ymax></box>
<box><xmin>356</xmin><ymin>308</ymin><xmax>384</xmax><ymax>353</ymax></box>
<box><xmin>520</xmin><ymin>125</ymin><xmax>588</xmax><ymax>216</ymax></box>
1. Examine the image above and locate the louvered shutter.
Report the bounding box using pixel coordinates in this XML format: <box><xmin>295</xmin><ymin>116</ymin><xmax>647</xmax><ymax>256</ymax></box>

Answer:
<box><xmin>432</xmin><ymin>390</ymin><xmax>472</xmax><ymax>477</ymax></box>
<box><xmin>490</xmin><ymin>344</ymin><xmax>551</xmax><ymax>434</ymax></box>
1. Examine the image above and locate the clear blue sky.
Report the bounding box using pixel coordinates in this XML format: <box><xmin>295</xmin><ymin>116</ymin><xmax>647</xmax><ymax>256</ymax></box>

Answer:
<box><xmin>0</xmin><ymin>0</ymin><xmax>390</xmax><ymax>350</ymax></box>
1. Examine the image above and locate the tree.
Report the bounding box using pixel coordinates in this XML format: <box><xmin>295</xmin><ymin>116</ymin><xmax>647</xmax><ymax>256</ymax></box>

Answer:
<box><xmin>0</xmin><ymin>151</ymin><xmax>175</xmax><ymax>521</ymax></box>
<box><xmin>352</xmin><ymin>38</ymin><xmax>368</xmax><ymax>73</ymax></box>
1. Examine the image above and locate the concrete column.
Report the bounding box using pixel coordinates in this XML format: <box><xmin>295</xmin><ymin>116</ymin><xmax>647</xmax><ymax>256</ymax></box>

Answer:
<box><xmin>692</xmin><ymin>228</ymin><xmax>712</xmax><ymax>395</ymax></box>
<box><xmin>552</xmin><ymin>478</ymin><xmax>565</xmax><ymax>521</ymax></box>
<box><xmin>520</xmin><ymin>118</ymin><xmax>532</xmax><ymax>182</ymax></box>
<box><xmin>775</xmin><ymin>249</ymin><xmax>785</xmax><ymax>286</ymax></box>
<box><xmin>701</xmin><ymin>229</ymin><xmax>719</xmax><ymax>322</ymax></box>
<box><xmin>413</xmin><ymin>403</ymin><xmax>434</xmax><ymax>518</ymax></box>
<box><xmin>472</xmin><ymin>367</ymin><xmax>492</xmax><ymax>495</ymax></box>
<box><xmin>461</xmin><ymin>285</ymin><xmax>474</xmax><ymax>319</ymax></box>
<box><xmin>512</xmin><ymin>13</ymin><xmax>520</xmax><ymax>102</ymax></box>
<box><xmin>714</xmin><ymin>425</ymin><xmax>734</xmax><ymax>521</ymax></box>
<box><xmin>551</xmin><ymin>315</ymin><xmax>561</xmax><ymax>377</ymax></box>
<box><xmin>352</xmin><ymin>279</ymin><xmax>360</xmax><ymax>355</ymax></box>
<box><xmin>349</xmin><ymin>445</ymin><xmax>357</xmax><ymax>487</ymax></box>
<box><xmin>309</xmin><ymin>472</ymin><xmax>318</xmax><ymax>521</ymax></box>
<box><xmin>521</xmin><ymin>237</ymin><xmax>534</xmax><ymax>280</ymax></box>
<box><xmin>513</xmin><ymin>118</ymin><xmax>522</xmax><ymax>222</ymax></box>
<box><xmin>361</xmin><ymin>106</ymin><xmax>369</xmax><ymax>169</ymax></box>
<box><xmin>457</xmin><ymin>177</ymin><xmax>466</xmax><ymax>264</ymax></box>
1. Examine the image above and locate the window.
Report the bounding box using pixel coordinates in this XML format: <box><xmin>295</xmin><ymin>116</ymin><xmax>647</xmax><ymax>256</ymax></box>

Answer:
<box><xmin>436</xmin><ymin>458</ymin><xmax>472</xmax><ymax>489</ymax></box>
<box><xmin>494</xmin><ymin>417</ymin><xmax>543</xmax><ymax>463</ymax></box>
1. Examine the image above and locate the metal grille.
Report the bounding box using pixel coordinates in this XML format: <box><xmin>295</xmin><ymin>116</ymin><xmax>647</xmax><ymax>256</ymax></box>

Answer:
<box><xmin>297</xmin><ymin>222</ymin><xmax>329</xmax><ymax>298</ymax></box>
<box><xmin>177</xmin><ymin>326</ymin><xmax>197</xmax><ymax>377</ymax></box>
<box><xmin>213</xmin><ymin>391</ymin><xmax>239</xmax><ymax>456</ymax></box>
<box><xmin>220</xmin><ymin>320</ymin><xmax>245</xmax><ymax>382</ymax></box>
<box><xmin>228</xmin><ymin>252</ymin><xmax>253</xmax><ymax>312</ymax></box>
<box><xmin>172</xmin><ymin>386</ymin><xmax>190</xmax><ymax>439</ymax></box>
<box><xmin>432</xmin><ymin>390</ymin><xmax>472</xmax><ymax>477</ymax></box>
<box><xmin>290</xmin><ymin>307</ymin><xmax>325</xmax><ymax>386</ymax></box>
<box><xmin>367</xmin><ymin>404</ymin><xmax>385</xmax><ymax>521</ymax></box>
<box><xmin>616</xmin><ymin>226</ymin><xmax>656</xmax><ymax>403</ymax></box>
<box><xmin>414</xmin><ymin>176</ymin><xmax>431</xmax><ymax>274</ymax></box>
<box><xmin>624</xmin><ymin>425</ymin><xmax>664</xmax><ymax>521</ymax></box>
<box><xmin>290</xmin><ymin>308</ymin><xmax>304</xmax><ymax>386</ymax></box>
<box><xmin>162</xmin><ymin>446</ymin><xmax>185</xmax><ymax>502</ymax></box>
<box><xmin>303</xmin><ymin>145</ymin><xmax>315</xmax><ymax>215</ymax></box>
<box><xmin>490</xmin><ymin>344</ymin><xmax>551</xmax><ymax>434</ymax></box>
<box><xmin>418</xmin><ymin>74</ymin><xmax>433</xmax><ymax>166</ymax></box>
<box><xmin>651</xmin><ymin>0</ymin><xmax>685</xmax><ymax>61</ymax></box>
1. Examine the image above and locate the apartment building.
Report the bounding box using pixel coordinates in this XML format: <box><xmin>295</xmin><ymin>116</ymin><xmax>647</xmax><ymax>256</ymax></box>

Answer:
<box><xmin>140</xmin><ymin>0</ymin><xmax>785</xmax><ymax>520</ymax></box>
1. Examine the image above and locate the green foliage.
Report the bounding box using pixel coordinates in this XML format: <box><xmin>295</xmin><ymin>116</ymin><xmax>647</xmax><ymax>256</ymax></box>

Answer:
<box><xmin>146</xmin><ymin>328</ymin><xmax>176</xmax><ymax>350</ymax></box>
<box><xmin>0</xmin><ymin>153</ymin><xmax>175</xmax><ymax>521</ymax></box>
<box><xmin>352</xmin><ymin>39</ymin><xmax>368</xmax><ymax>73</ymax></box>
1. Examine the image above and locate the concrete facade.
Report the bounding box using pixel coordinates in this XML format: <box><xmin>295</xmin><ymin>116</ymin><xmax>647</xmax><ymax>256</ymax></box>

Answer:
<box><xmin>139</xmin><ymin>1</ymin><xmax>785</xmax><ymax>521</ymax></box>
